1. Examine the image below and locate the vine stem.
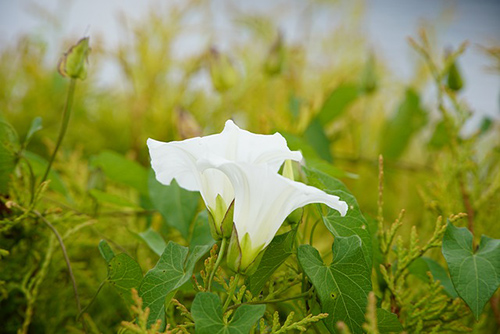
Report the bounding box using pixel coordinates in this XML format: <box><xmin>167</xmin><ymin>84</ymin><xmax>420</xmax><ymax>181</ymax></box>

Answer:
<box><xmin>222</xmin><ymin>273</ymin><xmax>241</xmax><ymax>312</ymax></box>
<box><xmin>227</xmin><ymin>289</ymin><xmax>312</xmax><ymax>311</ymax></box>
<box><xmin>208</xmin><ymin>238</ymin><xmax>228</xmax><ymax>291</ymax></box>
<box><xmin>41</xmin><ymin>78</ymin><xmax>77</xmax><ymax>184</ymax></box>
<box><xmin>33</xmin><ymin>210</ymin><xmax>88</xmax><ymax>333</ymax></box>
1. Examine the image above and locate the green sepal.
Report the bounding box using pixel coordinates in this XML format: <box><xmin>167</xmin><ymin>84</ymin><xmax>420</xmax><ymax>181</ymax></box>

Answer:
<box><xmin>227</xmin><ymin>226</ymin><xmax>242</xmax><ymax>273</ymax></box>
<box><xmin>208</xmin><ymin>197</ymin><xmax>234</xmax><ymax>240</ymax></box>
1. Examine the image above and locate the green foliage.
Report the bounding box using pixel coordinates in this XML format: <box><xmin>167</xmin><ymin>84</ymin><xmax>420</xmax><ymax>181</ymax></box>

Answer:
<box><xmin>1</xmin><ymin>3</ymin><xmax>499</xmax><ymax>333</ymax></box>
<box><xmin>139</xmin><ymin>241</ymin><xmax>211</xmax><ymax>327</ymax></box>
<box><xmin>108</xmin><ymin>253</ymin><xmax>143</xmax><ymax>305</ymax></box>
<box><xmin>317</xmin><ymin>84</ymin><xmax>360</xmax><ymax>125</ymax></box>
<box><xmin>298</xmin><ymin>236</ymin><xmax>372</xmax><ymax>334</ymax></box>
<box><xmin>191</xmin><ymin>292</ymin><xmax>265</xmax><ymax>334</ymax></box>
<box><xmin>442</xmin><ymin>222</ymin><xmax>500</xmax><ymax>319</ymax></box>
<box><xmin>248</xmin><ymin>229</ymin><xmax>296</xmax><ymax>296</ymax></box>
<box><xmin>380</xmin><ymin>89</ymin><xmax>428</xmax><ymax>160</ymax></box>
<box><xmin>148</xmin><ymin>171</ymin><xmax>200</xmax><ymax>239</ymax></box>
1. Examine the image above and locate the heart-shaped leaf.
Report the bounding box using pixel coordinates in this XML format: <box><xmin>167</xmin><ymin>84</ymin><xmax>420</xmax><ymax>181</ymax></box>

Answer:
<box><xmin>442</xmin><ymin>222</ymin><xmax>500</xmax><ymax>319</ymax></box>
<box><xmin>304</xmin><ymin>166</ymin><xmax>373</xmax><ymax>269</ymax></box>
<box><xmin>191</xmin><ymin>292</ymin><xmax>265</xmax><ymax>334</ymax></box>
<box><xmin>139</xmin><ymin>241</ymin><xmax>211</xmax><ymax>327</ymax></box>
<box><xmin>298</xmin><ymin>236</ymin><xmax>372</xmax><ymax>333</ymax></box>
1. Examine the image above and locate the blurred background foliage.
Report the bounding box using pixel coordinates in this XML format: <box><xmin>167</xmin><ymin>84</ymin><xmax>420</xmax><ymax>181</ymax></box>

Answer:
<box><xmin>1</xmin><ymin>0</ymin><xmax>499</xmax><ymax>333</ymax></box>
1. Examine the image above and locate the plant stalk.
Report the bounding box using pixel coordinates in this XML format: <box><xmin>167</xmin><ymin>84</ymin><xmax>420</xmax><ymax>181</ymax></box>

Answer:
<box><xmin>41</xmin><ymin>78</ymin><xmax>77</xmax><ymax>184</ymax></box>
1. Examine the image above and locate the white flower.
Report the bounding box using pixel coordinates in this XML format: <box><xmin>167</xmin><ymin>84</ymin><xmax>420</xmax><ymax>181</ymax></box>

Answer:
<box><xmin>197</xmin><ymin>158</ymin><xmax>348</xmax><ymax>274</ymax></box>
<box><xmin>147</xmin><ymin>120</ymin><xmax>303</xmax><ymax>238</ymax></box>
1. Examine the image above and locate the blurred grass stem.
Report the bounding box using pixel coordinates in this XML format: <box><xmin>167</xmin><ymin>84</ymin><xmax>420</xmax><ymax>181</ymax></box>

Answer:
<box><xmin>41</xmin><ymin>78</ymin><xmax>77</xmax><ymax>184</ymax></box>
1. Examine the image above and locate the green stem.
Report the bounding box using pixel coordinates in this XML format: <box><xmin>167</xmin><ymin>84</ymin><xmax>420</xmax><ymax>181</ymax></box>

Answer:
<box><xmin>222</xmin><ymin>273</ymin><xmax>241</xmax><ymax>312</ymax></box>
<box><xmin>208</xmin><ymin>238</ymin><xmax>228</xmax><ymax>291</ymax></box>
<box><xmin>227</xmin><ymin>289</ymin><xmax>312</xmax><ymax>311</ymax></box>
<box><xmin>41</xmin><ymin>78</ymin><xmax>77</xmax><ymax>184</ymax></box>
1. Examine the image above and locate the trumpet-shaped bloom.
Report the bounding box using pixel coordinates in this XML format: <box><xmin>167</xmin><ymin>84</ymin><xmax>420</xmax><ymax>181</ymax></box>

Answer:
<box><xmin>147</xmin><ymin>120</ymin><xmax>303</xmax><ymax>236</ymax></box>
<box><xmin>197</xmin><ymin>158</ymin><xmax>348</xmax><ymax>273</ymax></box>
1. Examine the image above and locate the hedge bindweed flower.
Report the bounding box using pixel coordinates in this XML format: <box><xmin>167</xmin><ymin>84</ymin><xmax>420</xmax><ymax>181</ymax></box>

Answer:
<box><xmin>147</xmin><ymin>120</ymin><xmax>302</xmax><ymax>239</ymax></box>
<box><xmin>197</xmin><ymin>158</ymin><xmax>348</xmax><ymax>275</ymax></box>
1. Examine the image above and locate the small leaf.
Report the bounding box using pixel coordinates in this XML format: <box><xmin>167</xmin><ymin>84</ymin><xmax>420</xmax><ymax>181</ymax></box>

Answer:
<box><xmin>24</xmin><ymin>117</ymin><xmax>43</xmax><ymax>146</ymax></box>
<box><xmin>248</xmin><ymin>229</ymin><xmax>296</xmax><ymax>295</ymax></box>
<box><xmin>376</xmin><ymin>309</ymin><xmax>403</xmax><ymax>333</ymax></box>
<box><xmin>139</xmin><ymin>241</ymin><xmax>211</xmax><ymax>327</ymax></box>
<box><xmin>138</xmin><ymin>228</ymin><xmax>167</xmax><ymax>256</ymax></box>
<box><xmin>298</xmin><ymin>236</ymin><xmax>372</xmax><ymax>334</ymax></box>
<box><xmin>148</xmin><ymin>170</ymin><xmax>199</xmax><ymax>239</ymax></box>
<box><xmin>304</xmin><ymin>166</ymin><xmax>373</xmax><ymax>269</ymax></box>
<box><xmin>98</xmin><ymin>240</ymin><xmax>115</xmax><ymax>263</ymax></box>
<box><xmin>304</xmin><ymin>118</ymin><xmax>332</xmax><ymax>162</ymax></box>
<box><xmin>442</xmin><ymin>222</ymin><xmax>500</xmax><ymax>319</ymax></box>
<box><xmin>90</xmin><ymin>150</ymin><xmax>148</xmax><ymax>196</ymax></box>
<box><xmin>191</xmin><ymin>292</ymin><xmax>265</xmax><ymax>334</ymax></box>
<box><xmin>380</xmin><ymin>89</ymin><xmax>427</xmax><ymax>160</ymax></box>
<box><xmin>189</xmin><ymin>210</ymin><xmax>216</xmax><ymax>249</ymax></box>
<box><xmin>317</xmin><ymin>84</ymin><xmax>359</xmax><ymax>125</ymax></box>
<box><xmin>108</xmin><ymin>253</ymin><xmax>143</xmax><ymax>305</ymax></box>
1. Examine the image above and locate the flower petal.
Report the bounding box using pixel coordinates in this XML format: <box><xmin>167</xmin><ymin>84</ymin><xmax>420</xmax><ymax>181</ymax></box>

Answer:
<box><xmin>148</xmin><ymin>120</ymin><xmax>303</xmax><ymax>212</ymax></box>
<box><xmin>198</xmin><ymin>158</ymin><xmax>348</xmax><ymax>253</ymax></box>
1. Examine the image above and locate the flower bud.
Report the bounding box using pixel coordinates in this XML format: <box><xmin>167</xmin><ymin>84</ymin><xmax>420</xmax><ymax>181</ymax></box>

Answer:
<box><xmin>208</xmin><ymin>48</ymin><xmax>238</xmax><ymax>93</ymax></box>
<box><xmin>446</xmin><ymin>60</ymin><xmax>464</xmax><ymax>92</ymax></box>
<box><xmin>58</xmin><ymin>37</ymin><xmax>90</xmax><ymax>80</ymax></box>
<box><xmin>207</xmin><ymin>196</ymin><xmax>234</xmax><ymax>240</ymax></box>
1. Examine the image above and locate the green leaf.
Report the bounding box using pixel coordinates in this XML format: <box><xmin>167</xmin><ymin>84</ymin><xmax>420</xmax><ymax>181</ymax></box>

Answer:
<box><xmin>428</xmin><ymin>120</ymin><xmax>450</xmax><ymax>149</ymax></box>
<box><xmin>139</xmin><ymin>228</ymin><xmax>167</xmax><ymax>256</ymax></box>
<box><xmin>298</xmin><ymin>236</ymin><xmax>372</xmax><ymax>334</ymax></box>
<box><xmin>408</xmin><ymin>257</ymin><xmax>458</xmax><ymax>298</ymax></box>
<box><xmin>380</xmin><ymin>89</ymin><xmax>427</xmax><ymax>160</ymax></box>
<box><xmin>98</xmin><ymin>240</ymin><xmax>115</xmax><ymax>263</ymax></box>
<box><xmin>304</xmin><ymin>118</ymin><xmax>332</xmax><ymax>162</ymax></box>
<box><xmin>90</xmin><ymin>150</ymin><xmax>148</xmax><ymax>196</ymax></box>
<box><xmin>282</xmin><ymin>132</ymin><xmax>356</xmax><ymax>179</ymax></box>
<box><xmin>139</xmin><ymin>241</ymin><xmax>211</xmax><ymax>327</ymax></box>
<box><xmin>304</xmin><ymin>166</ymin><xmax>373</xmax><ymax>269</ymax></box>
<box><xmin>248</xmin><ymin>229</ymin><xmax>296</xmax><ymax>295</ymax></box>
<box><xmin>108</xmin><ymin>253</ymin><xmax>143</xmax><ymax>305</ymax></box>
<box><xmin>0</xmin><ymin>120</ymin><xmax>19</xmax><ymax>193</ymax></box>
<box><xmin>189</xmin><ymin>210</ymin><xmax>216</xmax><ymax>249</ymax></box>
<box><xmin>317</xmin><ymin>84</ymin><xmax>359</xmax><ymax>125</ymax></box>
<box><xmin>376</xmin><ymin>309</ymin><xmax>403</xmax><ymax>333</ymax></box>
<box><xmin>191</xmin><ymin>292</ymin><xmax>265</xmax><ymax>334</ymax></box>
<box><xmin>148</xmin><ymin>170</ymin><xmax>199</xmax><ymax>239</ymax></box>
<box><xmin>24</xmin><ymin>116</ymin><xmax>43</xmax><ymax>145</ymax></box>
<box><xmin>89</xmin><ymin>189</ymin><xmax>141</xmax><ymax>209</ymax></box>
<box><xmin>442</xmin><ymin>222</ymin><xmax>500</xmax><ymax>319</ymax></box>
<box><xmin>24</xmin><ymin>151</ymin><xmax>70</xmax><ymax>197</ymax></box>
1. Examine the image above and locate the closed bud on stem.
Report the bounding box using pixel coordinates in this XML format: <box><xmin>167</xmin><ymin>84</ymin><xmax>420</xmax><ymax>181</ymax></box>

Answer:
<box><xmin>208</xmin><ymin>48</ymin><xmax>238</xmax><ymax>93</ymax></box>
<box><xmin>58</xmin><ymin>37</ymin><xmax>91</xmax><ymax>80</ymax></box>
